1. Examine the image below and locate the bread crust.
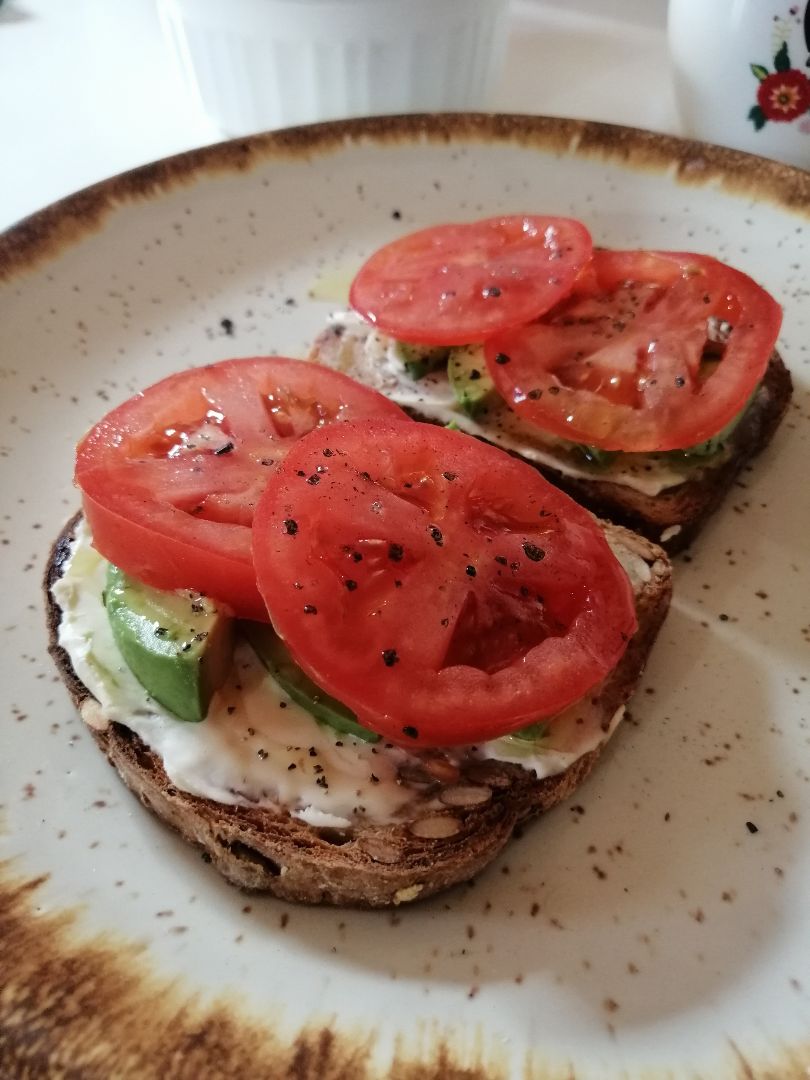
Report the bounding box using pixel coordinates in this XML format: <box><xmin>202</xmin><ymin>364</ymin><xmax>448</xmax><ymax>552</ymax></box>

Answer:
<box><xmin>45</xmin><ymin>515</ymin><xmax>671</xmax><ymax>908</ymax></box>
<box><xmin>310</xmin><ymin>325</ymin><xmax>792</xmax><ymax>554</ymax></box>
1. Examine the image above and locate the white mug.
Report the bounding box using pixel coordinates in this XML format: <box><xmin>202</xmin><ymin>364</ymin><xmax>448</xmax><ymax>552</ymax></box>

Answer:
<box><xmin>668</xmin><ymin>0</ymin><xmax>810</xmax><ymax>168</ymax></box>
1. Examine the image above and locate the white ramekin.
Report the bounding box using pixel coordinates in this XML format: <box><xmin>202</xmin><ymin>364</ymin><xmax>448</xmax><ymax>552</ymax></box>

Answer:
<box><xmin>159</xmin><ymin>0</ymin><xmax>510</xmax><ymax>136</ymax></box>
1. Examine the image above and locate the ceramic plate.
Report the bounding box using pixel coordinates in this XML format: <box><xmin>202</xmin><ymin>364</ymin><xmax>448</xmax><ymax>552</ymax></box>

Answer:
<box><xmin>1</xmin><ymin>114</ymin><xmax>809</xmax><ymax>1079</ymax></box>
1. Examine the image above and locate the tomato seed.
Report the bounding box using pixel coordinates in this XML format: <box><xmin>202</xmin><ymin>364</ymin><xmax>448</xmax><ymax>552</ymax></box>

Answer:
<box><xmin>523</xmin><ymin>542</ymin><xmax>545</xmax><ymax>562</ymax></box>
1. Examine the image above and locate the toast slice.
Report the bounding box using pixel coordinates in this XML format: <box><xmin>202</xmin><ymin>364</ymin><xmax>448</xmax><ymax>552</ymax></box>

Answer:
<box><xmin>310</xmin><ymin>321</ymin><xmax>792</xmax><ymax>554</ymax></box>
<box><xmin>45</xmin><ymin>514</ymin><xmax>671</xmax><ymax>908</ymax></box>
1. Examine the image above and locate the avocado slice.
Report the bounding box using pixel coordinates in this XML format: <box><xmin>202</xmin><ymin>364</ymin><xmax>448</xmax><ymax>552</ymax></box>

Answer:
<box><xmin>489</xmin><ymin>720</ymin><xmax>551</xmax><ymax>759</ymax></box>
<box><xmin>243</xmin><ymin>622</ymin><xmax>379</xmax><ymax>743</ymax></box>
<box><xmin>393</xmin><ymin>340</ymin><xmax>450</xmax><ymax>380</ymax></box>
<box><xmin>448</xmin><ymin>345</ymin><xmax>499</xmax><ymax>418</ymax></box>
<box><xmin>675</xmin><ymin>395</ymin><xmax>752</xmax><ymax>459</ymax></box>
<box><xmin>508</xmin><ymin>720</ymin><xmax>549</xmax><ymax>743</ymax></box>
<box><xmin>105</xmin><ymin>565</ymin><xmax>234</xmax><ymax>722</ymax></box>
<box><xmin>569</xmin><ymin>386</ymin><xmax>758</xmax><ymax>469</ymax></box>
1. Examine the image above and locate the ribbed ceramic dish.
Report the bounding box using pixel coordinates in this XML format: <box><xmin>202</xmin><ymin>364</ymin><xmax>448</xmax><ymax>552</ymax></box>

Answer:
<box><xmin>1</xmin><ymin>114</ymin><xmax>809</xmax><ymax>1079</ymax></box>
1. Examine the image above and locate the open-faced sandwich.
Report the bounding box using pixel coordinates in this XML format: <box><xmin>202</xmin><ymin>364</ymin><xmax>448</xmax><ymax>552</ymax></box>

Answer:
<box><xmin>311</xmin><ymin>215</ymin><xmax>792</xmax><ymax>552</ymax></box>
<box><xmin>46</xmin><ymin>356</ymin><xmax>671</xmax><ymax>907</ymax></box>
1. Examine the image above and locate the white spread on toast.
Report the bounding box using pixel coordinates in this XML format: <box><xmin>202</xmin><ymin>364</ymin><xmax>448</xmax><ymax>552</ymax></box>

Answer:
<box><xmin>320</xmin><ymin>312</ymin><xmax>716</xmax><ymax>498</ymax></box>
<box><xmin>53</xmin><ymin>522</ymin><xmax>635</xmax><ymax>827</ymax></box>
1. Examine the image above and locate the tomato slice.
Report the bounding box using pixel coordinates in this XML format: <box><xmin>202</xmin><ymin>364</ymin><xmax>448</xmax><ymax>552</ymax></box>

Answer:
<box><xmin>483</xmin><ymin>250</ymin><xmax>782</xmax><ymax>453</ymax></box>
<box><xmin>349</xmin><ymin>215</ymin><xmax>593</xmax><ymax>346</ymax></box>
<box><xmin>75</xmin><ymin>357</ymin><xmax>408</xmax><ymax>620</ymax></box>
<box><xmin>252</xmin><ymin>419</ymin><xmax>637</xmax><ymax>747</ymax></box>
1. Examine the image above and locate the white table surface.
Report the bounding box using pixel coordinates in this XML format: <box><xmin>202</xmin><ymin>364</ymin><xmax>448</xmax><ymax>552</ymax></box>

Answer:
<box><xmin>0</xmin><ymin>0</ymin><xmax>677</xmax><ymax>233</ymax></box>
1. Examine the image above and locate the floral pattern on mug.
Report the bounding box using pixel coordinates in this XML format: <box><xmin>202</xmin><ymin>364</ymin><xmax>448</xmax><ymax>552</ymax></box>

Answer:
<box><xmin>748</xmin><ymin>7</ymin><xmax>810</xmax><ymax>130</ymax></box>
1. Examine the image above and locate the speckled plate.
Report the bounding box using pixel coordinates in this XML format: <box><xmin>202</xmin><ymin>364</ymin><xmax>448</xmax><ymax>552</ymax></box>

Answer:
<box><xmin>1</xmin><ymin>114</ymin><xmax>809</xmax><ymax>1079</ymax></box>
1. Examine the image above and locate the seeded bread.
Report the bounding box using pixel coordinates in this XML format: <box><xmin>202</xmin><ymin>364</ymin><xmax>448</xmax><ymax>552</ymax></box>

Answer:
<box><xmin>46</xmin><ymin>514</ymin><xmax>671</xmax><ymax>908</ymax></box>
<box><xmin>310</xmin><ymin>325</ymin><xmax>792</xmax><ymax>554</ymax></box>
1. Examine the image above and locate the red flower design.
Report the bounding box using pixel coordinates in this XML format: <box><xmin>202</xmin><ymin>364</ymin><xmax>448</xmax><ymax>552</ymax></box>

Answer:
<box><xmin>757</xmin><ymin>68</ymin><xmax>810</xmax><ymax>121</ymax></box>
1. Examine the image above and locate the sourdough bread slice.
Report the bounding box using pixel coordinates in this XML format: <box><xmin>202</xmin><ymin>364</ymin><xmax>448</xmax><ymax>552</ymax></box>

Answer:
<box><xmin>45</xmin><ymin>514</ymin><xmax>671</xmax><ymax>908</ymax></box>
<box><xmin>310</xmin><ymin>323</ymin><xmax>792</xmax><ymax>554</ymax></box>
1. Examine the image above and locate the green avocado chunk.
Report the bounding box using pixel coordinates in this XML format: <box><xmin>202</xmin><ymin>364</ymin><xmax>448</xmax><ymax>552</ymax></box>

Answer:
<box><xmin>572</xmin><ymin>386</ymin><xmax>757</xmax><ymax>470</ymax></box>
<box><xmin>508</xmin><ymin>721</ymin><xmax>549</xmax><ymax>743</ymax></box>
<box><xmin>105</xmin><ymin>565</ymin><xmax>234</xmax><ymax>722</ymax></box>
<box><xmin>673</xmin><ymin>399</ymin><xmax>750</xmax><ymax>459</ymax></box>
<box><xmin>448</xmin><ymin>345</ymin><xmax>499</xmax><ymax>418</ymax></box>
<box><xmin>393</xmin><ymin>340</ymin><xmax>450</xmax><ymax>380</ymax></box>
<box><xmin>243</xmin><ymin>622</ymin><xmax>380</xmax><ymax>743</ymax></box>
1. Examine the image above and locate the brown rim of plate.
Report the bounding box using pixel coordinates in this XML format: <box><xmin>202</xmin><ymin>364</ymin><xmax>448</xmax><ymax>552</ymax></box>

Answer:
<box><xmin>1</xmin><ymin>112</ymin><xmax>809</xmax><ymax>283</ymax></box>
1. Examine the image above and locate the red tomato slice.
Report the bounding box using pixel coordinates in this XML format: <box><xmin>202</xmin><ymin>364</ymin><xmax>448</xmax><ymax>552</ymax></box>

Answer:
<box><xmin>349</xmin><ymin>215</ymin><xmax>593</xmax><ymax>346</ymax></box>
<box><xmin>75</xmin><ymin>357</ymin><xmax>408</xmax><ymax>620</ymax></box>
<box><xmin>252</xmin><ymin>419</ymin><xmax>637</xmax><ymax>747</ymax></box>
<box><xmin>484</xmin><ymin>250</ymin><xmax>782</xmax><ymax>452</ymax></box>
